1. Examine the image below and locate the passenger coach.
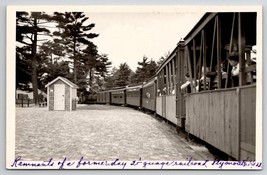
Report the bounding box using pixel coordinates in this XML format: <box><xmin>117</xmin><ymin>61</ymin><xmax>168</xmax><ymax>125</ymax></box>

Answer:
<box><xmin>110</xmin><ymin>87</ymin><xmax>126</xmax><ymax>106</ymax></box>
<box><xmin>125</xmin><ymin>84</ymin><xmax>142</xmax><ymax>108</ymax></box>
<box><xmin>142</xmin><ymin>77</ymin><xmax>157</xmax><ymax>112</ymax></box>
<box><xmin>156</xmin><ymin>49</ymin><xmax>178</xmax><ymax>125</ymax></box>
<box><xmin>181</xmin><ymin>12</ymin><xmax>257</xmax><ymax>160</ymax></box>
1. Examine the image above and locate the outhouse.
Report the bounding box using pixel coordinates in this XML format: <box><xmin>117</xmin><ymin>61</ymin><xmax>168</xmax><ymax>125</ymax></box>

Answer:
<box><xmin>45</xmin><ymin>76</ymin><xmax>78</xmax><ymax>111</ymax></box>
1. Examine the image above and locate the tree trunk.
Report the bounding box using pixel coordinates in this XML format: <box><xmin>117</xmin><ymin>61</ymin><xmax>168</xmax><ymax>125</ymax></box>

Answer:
<box><xmin>31</xmin><ymin>18</ymin><xmax>38</xmax><ymax>105</ymax></box>
<box><xmin>51</xmin><ymin>54</ymin><xmax>55</xmax><ymax>79</ymax></box>
<box><xmin>73</xmin><ymin>38</ymin><xmax>77</xmax><ymax>84</ymax></box>
<box><xmin>88</xmin><ymin>69</ymin><xmax>92</xmax><ymax>91</ymax></box>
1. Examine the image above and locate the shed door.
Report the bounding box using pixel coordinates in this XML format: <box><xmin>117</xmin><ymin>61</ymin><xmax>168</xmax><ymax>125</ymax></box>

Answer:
<box><xmin>54</xmin><ymin>84</ymin><xmax>65</xmax><ymax>110</ymax></box>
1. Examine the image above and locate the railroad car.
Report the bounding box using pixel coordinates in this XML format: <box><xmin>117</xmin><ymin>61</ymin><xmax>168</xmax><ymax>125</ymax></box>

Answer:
<box><xmin>181</xmin><ymin>12</ymin><xmax>257</xmax><ymax>160</ymax></box>
<box><xmin>104</xmin><ymin>90</ymin><xmax>111</xmax><ymax>104</ymax></box>
<box><xmin>141</xmin><ymin>77</ymin><xmax>157</xmax><ymax>112</ymax></box>
<box><xmin>110</xmin><ymin>88</ymin><xmax>126</xmax><ymax>105</ymax></box>
<box><xmin>125</xmin><ymin>84</ymin><xmax>142</xmax><ymax>108</ymax></box>
<box><xmin>155</xmin><ymin>48</ymin><xmax>179</xmax><ymax>125</ymax></box>
<box><xmin>96</xmin><ymin>91</ymin><xmax>105</xmax><ymax>103</ymax></box>
<box><xmin>96</xmin><ymin>90</ymin><xmax>111</xmax><ymax>104</ymax></box>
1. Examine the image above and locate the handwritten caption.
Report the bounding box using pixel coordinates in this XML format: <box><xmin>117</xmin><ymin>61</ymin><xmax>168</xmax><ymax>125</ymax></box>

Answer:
<box><xmin>11</xmin><ymin>156</ymin><xmax>262</xmax><ymax>169</ymax></box>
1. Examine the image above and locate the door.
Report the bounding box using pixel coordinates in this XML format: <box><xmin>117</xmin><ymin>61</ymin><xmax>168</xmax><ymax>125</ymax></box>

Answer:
<box><xmin>54</xmin><ymin>84</ymin><xmax>65</xmax><ymax>110</ymax></box>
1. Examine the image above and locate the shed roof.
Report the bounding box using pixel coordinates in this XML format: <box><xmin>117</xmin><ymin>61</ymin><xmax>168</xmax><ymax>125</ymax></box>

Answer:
<box><xmin>45</xmin><ymin>76</ymin><xmax>79</xmax><ymax>88</ymax></box>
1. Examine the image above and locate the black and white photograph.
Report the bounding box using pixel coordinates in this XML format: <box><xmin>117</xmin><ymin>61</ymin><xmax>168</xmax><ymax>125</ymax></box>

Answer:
<box><xmin>6</xmin><ymin>5</ymin><xmax>262</xmax><ymax>170</ymax></box>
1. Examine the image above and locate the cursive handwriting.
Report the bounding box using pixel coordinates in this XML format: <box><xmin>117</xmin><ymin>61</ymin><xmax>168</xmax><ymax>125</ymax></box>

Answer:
<box><xmin>11</xmin><ymin>156</ymin><xmax>54</xmax><ymax>168</ymax></box>
<box><xmin>10</xmin><ymin>156</ymin><xmax>262</xmax><ymax>169</ymax></box>
<box><xmin>76</xmin><ymin>157</ymin><xmax>127</xmax><ymax>169</ymax></box>
<box><xmin>211</xmin><ymin>158</ymin><xmax>262</xmax><ymax>169</ymax></box>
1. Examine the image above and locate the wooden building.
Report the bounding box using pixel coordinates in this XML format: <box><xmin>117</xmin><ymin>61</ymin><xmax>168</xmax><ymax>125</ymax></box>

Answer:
<box><xmin>45</xmin><ymin>76</ymin><xmax>78</xmax><ymax>111</ymax></box>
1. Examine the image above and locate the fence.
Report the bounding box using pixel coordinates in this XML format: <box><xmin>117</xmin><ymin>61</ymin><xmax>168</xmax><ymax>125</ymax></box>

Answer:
<box><xmin>16</xmin><ymin>99</ymin><xmax>47</xmax><ymax>108</ymax></box>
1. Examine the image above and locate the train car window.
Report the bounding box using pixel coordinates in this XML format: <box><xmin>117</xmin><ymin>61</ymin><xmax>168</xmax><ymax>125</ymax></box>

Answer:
<box><xmin>182</xmin><ymin>13</ymin><xmax>257</xmax><ymax>92</ymax></box>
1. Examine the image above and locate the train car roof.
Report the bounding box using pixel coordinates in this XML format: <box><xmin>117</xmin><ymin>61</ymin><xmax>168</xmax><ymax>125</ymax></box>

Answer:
<box><xmin>97</xmin><ymin>86</ymin><xmax>126</xmax><ymax>93</ymax></box>
<box><xmin>126</xmin><ymin>84</ymin><xmax>142</xmax><ymax>91</ymax></box>
<box><xmin>183</xmin><ymin>12</ymin><xmax>257</xmax><ymax>46</ymax></box>
<box><xmin>155</xmin><ymin>47</ymin><xmax>176</xmax><ymax>75</ymax></box>
<box><xmin>155</xmin><ymin>40</ymin><xmax>185</xmax><ymax>75</ymax></box>
<box><xmin>155</xmin><ymin>13</ymin><xmax>212</xmax><ymax>75</ymax></box>
<box><xmin>109</xmin><ymin>88</ymin><xmax>126</xmax><ymax>92</ymax></box>
<box><xmin>143</xmin><ymin>76</ymin><xmax>157</xmax><ymax>88</ymax></box>
<box><xmin>183</xmin><ymin>12</ymin><xmax>215</xmax><ymax>45</ymax></box>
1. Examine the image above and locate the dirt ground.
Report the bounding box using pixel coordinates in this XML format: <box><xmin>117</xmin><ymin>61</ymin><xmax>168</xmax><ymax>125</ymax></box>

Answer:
<box><xmin>15</xmin><ymin>104</ymin><xmax>215</xmax><ymax>161</ymax></box>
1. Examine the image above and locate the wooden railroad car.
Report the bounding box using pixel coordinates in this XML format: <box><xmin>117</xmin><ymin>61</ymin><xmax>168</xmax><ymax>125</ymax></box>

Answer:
<box><xmin>182</xmin><ymin>12</ymin><xmax>257</xmax><ymax>160</ymax></box>
<box><xmin>125</xmin><ymin>85</ymin><xmax>142</xmax><ymax>108</ymax></box>
<box><xmin>110</xmin><ymin>88</ymin><xmax>126</xmax><ymax>105</ymax></box>
<box><xmin>142</xmin><ymin>77</ymin><xmax>157</xmax><ymax>112</ymax></box>
<box><xmin>155</xmin><ymin>49</ymin><xmax>177</xmax><ymax>125</ymax></box>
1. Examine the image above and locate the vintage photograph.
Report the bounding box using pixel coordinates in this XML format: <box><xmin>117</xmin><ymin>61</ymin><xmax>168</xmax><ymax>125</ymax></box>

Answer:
<box><xmin>6</xmin><ymin>5</ymin><xmax>262</xmax><ymax>169</ymax></box>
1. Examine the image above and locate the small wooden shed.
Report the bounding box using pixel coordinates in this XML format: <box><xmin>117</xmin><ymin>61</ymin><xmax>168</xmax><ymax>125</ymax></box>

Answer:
<box><xmin>45</xmin><ymin>76</ymin><xmax>79</xmax><ymax>111</ymax></box>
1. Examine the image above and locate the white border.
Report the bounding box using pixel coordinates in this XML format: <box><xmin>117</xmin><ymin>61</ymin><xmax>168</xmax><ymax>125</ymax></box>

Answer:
<box><xmin>6</xmin><ymin>6</ymin><xmax>16</xmax><ymax>168</ymax></box>
<box><xmin>6</xmin><ymin>5</ymin><xmax>263</xmax><ymax>170</ymax></box>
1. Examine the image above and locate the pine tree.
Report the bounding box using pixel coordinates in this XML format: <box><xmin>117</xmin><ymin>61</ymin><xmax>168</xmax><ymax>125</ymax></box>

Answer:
<box><xmin>52</xmin><ymin>12</ymin><xmax>99</xmax><ymax>84</ymax></box>
<box><xmin>114</xmin><ymin>63</ymin><xmax>133</xmax><ymax>87</ymax></box>
<box><xmin>79</xmin><ymin>43</ymin><xmax>112</xmax><ymax>92</ymax></box>
<box><xmin>157</xmin><ymin>56</ymin><xmax>165</xmax><ymax>66</ymax></box>
<box><xmin>16</xmin><ymin>11</ymin><xmax>51</xmax><ymax>104</ymax></box>
<box><xmin>37</xmin><ymin>40</ymin><xmax>71</xmax><ymax>91</ymax></box>
<box><xmin>131</xmin><ymin>56</ymin><xmax>158</xmax><ymax>84</ymax></box>
<box><xmin>16</xmin><ymin>46</ymin><xmax>31</xmax><ymax>90</ymax></box>
<box><xmin>104</xmin><ymin>67</ymin><xmax>118</xmax><ymax>89</ymax></box>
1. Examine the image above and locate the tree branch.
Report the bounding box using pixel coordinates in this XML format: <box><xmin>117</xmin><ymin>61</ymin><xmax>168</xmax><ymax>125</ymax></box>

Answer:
<box><xmin>17</xmin><ymin>40</ymin><xmax>32</xmax><ymax>46</ymax></box>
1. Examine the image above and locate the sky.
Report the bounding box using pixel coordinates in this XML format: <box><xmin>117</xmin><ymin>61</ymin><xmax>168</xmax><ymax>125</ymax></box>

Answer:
<box><xmin>84</xmin><ymin>9</ymin><xmax>204</xmax><ymax>71</ymax></box>
<box><xmin>15</xmin><ymin>5</ymin><xmax>261</xmax><ymax>72</ymax></box>
<box><xmin>18</xmin><ymin>7</ymin><xmax>204</xmax><ymax>72</ymax></box>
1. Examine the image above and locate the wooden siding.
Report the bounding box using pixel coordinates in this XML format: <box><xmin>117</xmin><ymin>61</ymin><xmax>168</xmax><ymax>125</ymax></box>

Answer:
<box><xmin>102</xmin><ymin>92</ymin><xmax>105</xmax><ymax>103</ymax></box>
<box><xmin>97</xmin><ymin>92</ymin><xmax>106</xmax><ymax>103</ymax></box>
<box><xmin>99</xmin><ymin>93</ymin><xmax>103</xmax><ymax>103</ymax></box>
<box><xmin>48</xmin><ymin>84</ymin><xmax>54</xmax><ymax>111</ymax></box>
<box><xmin>111</xmin><ymin>91</ymin><xmax>125</xmax><ymax>105</ymax></box>
<box><xmin>65</xmin><ymin>84</ymin><xmax>70</xmax><ymax>111</ymax></box>
<box><xmin>47</xmin><ymin>79</ymin><xmax>77</xmax><ymax>111</ymax></box>
<box><xmin>142</xmin><ymin>98</ymin><xmax>155</xmax><ymax>111</ymax></box>
<box><xmin>126</xmin><ymin>90</ymin><xmax>141</xmax><ymax>107</ymax></box>
<box><xmin>162</xmin><ymin>96</ymin><xmax>166</xmax><ymax>118</ymax></box>
<box><xmin>166</xmin><ymin>95</ymin><xmax>176</xmax><ymax>124</ymax></box>
<box><xmin>126</xmin><ymin>97</ymin><xmax>140</xmax><ymax>107</ymax></box>
<box><xmin>156</xmin><ymin>97</ymin><xmax>163</xmax><ymax>116</ymax></box>
<box><xmin>239</xmin><ymin>86</ymin><xmax>256</xmax><ymax>160</ymax></box>
<box><xmin>97</xmin><ymin>93</ymin><xmax>100</xmax><ymax>103</ymax></box>
<box><xmin>176</xmin><ymin>44</ymin><xmax>186</xmax><ymax>128</ymax></box>
<box><xmin>72</xmin><ymin>99</ymin><xmax>76</xmax><ymax>110</ymax></box>
<box><xmin>186</xmin><ymin>89</ymin><xmax>239</xmax><ymax>158</ymax></box>
<box><xmin>105</xmin><ymin>92</ymin><xmax>111</xmax><ymax>103</ymax></box>
<box><xmin>186</xmin><ymin>85</ymin><xmax>256</xmax><ymax>160</ymax></box>
<box><xmin>142</xmin><ymin>82</ymin><xmax>156</xmax><ymax>111</ymax></box>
